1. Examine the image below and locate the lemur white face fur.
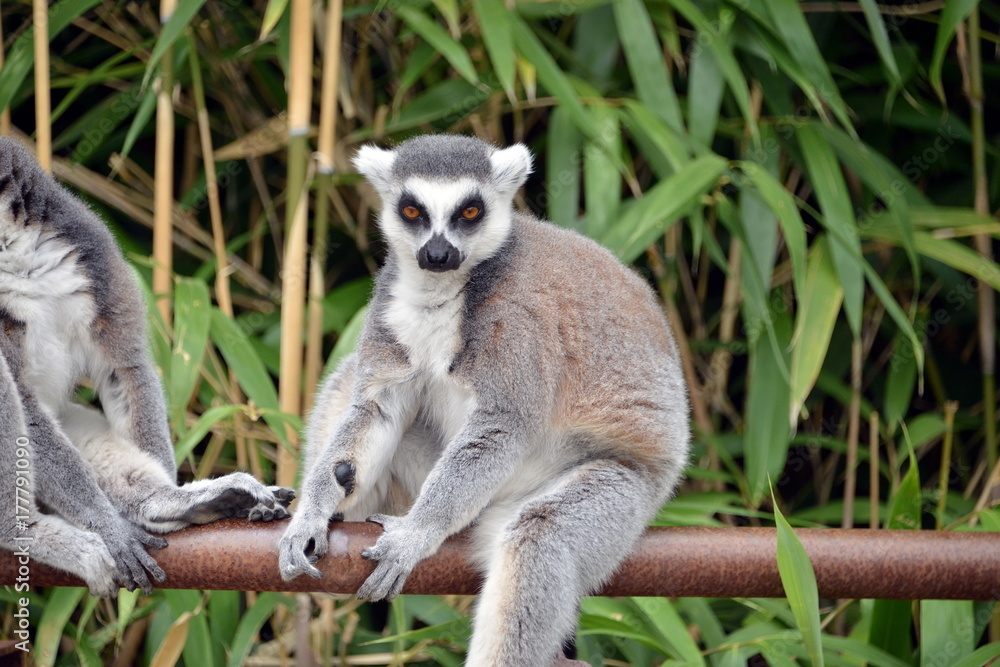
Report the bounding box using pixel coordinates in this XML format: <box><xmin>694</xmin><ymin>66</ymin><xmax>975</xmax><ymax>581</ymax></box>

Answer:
<box><xmin>281</xmin><ymin>134</ymin><xmax>689</xmax><ymax>667</ymax></box>
<box><xmin>354</xmin><ymin>137</ymin><xmax>531</xmax><ymax>275</ymax></box>
<box><xmin>0</xmin><ymin>138</ymin><xmax>294</xmax><ymax>597</ymax></box>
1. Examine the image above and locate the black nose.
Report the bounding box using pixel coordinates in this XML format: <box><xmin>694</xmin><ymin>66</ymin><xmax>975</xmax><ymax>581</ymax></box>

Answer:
<box><xmin>418</xmin><ymin>235</ymin><xmax>462</xmax><ymax>272</ymax></box>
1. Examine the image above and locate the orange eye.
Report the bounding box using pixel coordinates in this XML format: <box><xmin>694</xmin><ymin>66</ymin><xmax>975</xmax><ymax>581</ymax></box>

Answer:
<box><xmin>461</xmin><ymin>206</ymin><xmax>480</xmax><ymax>220</ymax></box>
<box><xmin>402</xmin><ymin>206</ymin><xmax>421</xmax><ymax>220</ymax></box>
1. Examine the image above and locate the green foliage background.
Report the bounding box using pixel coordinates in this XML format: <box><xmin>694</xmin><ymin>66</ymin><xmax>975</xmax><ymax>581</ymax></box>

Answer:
<box><xmin>1</xmin><ymin>0</ymin><xmax>1000</xmax><ymax>664</ymax></box>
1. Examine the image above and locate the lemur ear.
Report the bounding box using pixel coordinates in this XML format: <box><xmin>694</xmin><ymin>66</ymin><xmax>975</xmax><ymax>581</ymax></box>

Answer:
<box><xmin>490</xmin><ymin>144</ymin><xmax>532</xmax><ymax>195</ymax></box>
<box><xmin>353</xmin><ymin>145</ymin><xmax>396</xmax><ymax>193</ymax></box>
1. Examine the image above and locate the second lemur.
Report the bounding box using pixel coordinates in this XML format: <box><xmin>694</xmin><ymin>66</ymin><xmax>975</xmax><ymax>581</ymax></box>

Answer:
<box><xmin>280</xmin><ymin>134</ymin><xmax>690</xmax><ymax>666</ymax></box>
<box><xmin>0</xmin><ymin>138</ymin><xmax>293</xmax><ymax>596</ymax></box>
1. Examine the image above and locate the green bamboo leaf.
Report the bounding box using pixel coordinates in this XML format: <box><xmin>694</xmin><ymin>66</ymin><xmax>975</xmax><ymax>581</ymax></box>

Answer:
<box><xmin>142</xmin><ymin>0</ymin><xmax>208</xmax><ymax>88</ymax></box>
<box><xmin>583</xmin><ymin>103</ymin><xmax>622</xmax><ymax>239</ymax></box>
<box><xmin>471</xmin><ymin>0</ymin><xmax>516</xmax><ymax>99</ymax></box>
<box><xmin>809</xmin><ymin>123</ymin><xmax>920</xmax><ymax>286</ymax></box>
<box><xmin>857</xmin><ymin>0</ymin><xmax>903</xmax><ymax>89</ymax></box>
<box><xmin>630</xmin><ymin>598</ymin><xmax>706</xmax><ymax>665</ymax></box>
<box><xmin>170</xmin><ymin>278</ymin><xmax>212</xmax><ymax>434</ymax></box>
<box><xmin>209</xmin><ymin>590</ymin><xmax>240</xmax><ymax>667</ymax></box>
<box><xmin>510</xmin><ymin>15</ymin><xmax>603</xmax><ymax>143</ymax></box>
<box><xmin>746</xmin><ymin>300</ymin><xmax>793</xmax><ymax>506</ymax></box>
<box><xmin>227</xmin><ymin>593</ymin><xmax>292</xmax><ymax>667</ymax></box>
<box><xmin>883</xmin><ymin>325</ymin><xmax>919</xmax><ymax>436</ymax></box>
<box><xmin>821</xmin><ymin>636</ymin><xmax>911</xmax><ymax>667</ymax></box>
<box><xmin>739</xmin><ymin>126</ymin><xmax>781</xmax><ymax>290</ymax></box>
<box><xmin>546</xmin><ymin>106</ymin><xmax>584</xmax><ymax>230</ymax></box>
<box><xmin>117</xmin><ymin>588</ymin><xmax>141</xmax><ymax>647</ymax></box>
<box><xmin>601</xmin><ymin>154</ymin><xmax>725</xmax><ymax>263</ymax></box>
<box><xmin>396</xmin><ymin>5</ymin><xmax>479</xmax><ymax>85</ymax></box>
<box><xmin>911</xmin><ymin>207</ymin><xmax>999</xmax><ymax>229</ymax></box>
<box><xmin>772</xmin><ymin>496</ymin><xmax>824</xmax><ymax>667</ymax></box>
<box><xmin>863</xmin><ymin>227</ymin><xmax>1000</xmax><ymax>293</ymax></box>
<box><xmin>0</xmin><ymin>0</ymin><xmax>103</xmax><ymax>113</ymax></box>
<box><xmin>687</xmin><ymin>40</ymin><xmax>725</xmax><ymax>147</ymax></box>
<box><xmin>258</xmin><ymin>0</ymin><xmax>290</xmax><ymax>40</ymax></box>
<box><xmin>119</xmin><ymin>83</ymin><xmax>159</xmax><ymax>163</ymax></box>
<box><xmin>735</xmin><ymin>161</ymin><xmax>807</xmax><ymax>301</ymax></box>
<box><xmin>796</xmin><ymin>124</ymin><xmax>863</xmax><ymax>338</ymax></box>
<box><xmin>622</xmin><ymin>100</ymin><xmax>689</xmax><ymax>175</ymax></box>
<box><xmin>164</xmin><ymin>589</ymin><xmax>214</xmax><ymax>667</ymax></box>
<box><xmin>614</xmin><ymin>0</ymin><xmax>683</xmax><ymax>129</ymax></box>
<box><xmin>384</xmin><ymin>79</ymin><xmax>492</xmax><ymax>134</ymax></box>
<box><xmin>35</xmin><ymin>588</ymin><xmax>87</xmax><ymax>667</ymax></box>
<box><xmin>762</xmin><ymin>0</ymin><xmax>853</xmax><ymax>132</ymax></box>
<box><xmin>929</xmin><ymin>0</ymin><xmax>978</xmax><ymax>102</ymax></box>
<box><xmin>949</xmin><ymin>644</ymin><xmax>1000</xmax><ymax>667</ymax></box>
<box><xmin>789</xmin><ymin>236</ymin><xmax>844</xmax><ymax>425</ymax></box>
<box><xmin>666</xmin><ymin>0</ymin><xmax>756</xmax><ymax>136</ymax></box>
<box><xmin>920</xmin><ymin>600</ymin><xmax>975</xmax><ymax>667</ymax></box>
<box><xmin>210</xmin><ymin>309</ymin><xmax>290</xmax><ymax>446</ymax></box>
<box><xmin>173</xmin><ymin>405</ymin><xmax>245</xmax><ymax>464</ymax></box>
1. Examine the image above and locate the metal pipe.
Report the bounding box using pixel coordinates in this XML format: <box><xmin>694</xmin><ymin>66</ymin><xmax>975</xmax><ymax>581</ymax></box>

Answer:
<box><xmin>2</xmin><ymin>523</ymin><xmax>998</xmax><ymax>600</ymax></box>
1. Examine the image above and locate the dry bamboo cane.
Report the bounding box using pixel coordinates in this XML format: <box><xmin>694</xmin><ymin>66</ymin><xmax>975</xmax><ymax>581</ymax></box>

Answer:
<box><xmin>304</xmin><ymin>0</ymin><xmax>345</xmax><ymax>414</ymax></box>
<box><xmin>967</xmin><ymin>9</ymin><xmax>996</xmax><ymax>473</ymax></box>
<box><xmin>0</xmin><ymin>1</ymin><xmax>11</xmax><ymax>136</ymax></box>
<box><xmin>869</xmin><ymin>411</ymin><xmax>880</xmax><ymax>528</ymax></box>
<box><xmin>842</xmin><ymin>338</ymin><xmax>862</xmax><ymax>529</ymax></box>
<box><xmin>32</xmin><ymin>0</ymin><xmax>51</xmax><ymax>171</ymax></box>
<box><xmin>188</xmin><ymin>35</ymin><xmax>254</xmax><ymax>479</ymax></box>
<box><xmin>963</xmin><ymin>8</ymin><xmax>1000</xmax><ymax>643</ymax></box>
<box><xmin>277</xmin><ymin>0</ymin><xmax>315</xmax><ymax>489</ymax></box>
<box><xmin>153</xmin><ymin>0</ymin><xmax>178</xmax><ymax>327</ymax></box>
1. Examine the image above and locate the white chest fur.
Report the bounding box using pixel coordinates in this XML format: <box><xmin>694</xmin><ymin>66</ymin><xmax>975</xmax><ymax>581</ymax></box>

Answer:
<box><xmin>0</xmin><ymin>228</ymin><xmax>98</xmax><ymax>410</ymax></box>
<box><xmin>382</xmin><ymin>266</ymin><xmax>467</xmax><ymax>376</ymax></box>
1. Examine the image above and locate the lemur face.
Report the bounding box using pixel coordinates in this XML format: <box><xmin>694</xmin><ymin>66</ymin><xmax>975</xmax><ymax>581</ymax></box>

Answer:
<box><xmin>354</xmin><ymin>135</ymin><xmax>532</xmax><ymax>274</ymax></box>
<box><xmin>390</xmin><ymin>177</ymin><xmax>487</xmax><ymax>272</ymax></box>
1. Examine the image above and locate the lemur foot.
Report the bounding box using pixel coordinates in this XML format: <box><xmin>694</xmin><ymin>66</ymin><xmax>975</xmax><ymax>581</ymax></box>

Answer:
<box><xmin>94</xmin><ymin>517</ymin><xmax>167</xmax><ymax>595</ymax></box>
<box><xmin>239</xmin><ymin>485</ymin><xmax>295</xmax><ymax>521</ymax></box>
<box><xmin>180</xmin><ymin>472</ymin><xmax>288</xmax><ymax>524</ymax></box>
<box><xmin>278</xmin><ymin>512</ymin><xmax>329</xmax><ymax>581</ymax></box>
<box><xmin>31</xmin><ymin>516</ymin><xmax>118</xmax><ymax>597</ymax></box>
<box><xmin>357</xmin><ymin>514</ymin><xmax>432</xmax><ymax>601</ymax></box>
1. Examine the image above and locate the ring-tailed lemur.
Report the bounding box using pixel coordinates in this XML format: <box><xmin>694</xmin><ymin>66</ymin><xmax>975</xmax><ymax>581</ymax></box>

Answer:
<box><xmin>0</xmin><ymin>138</ymin><xmax>294</xmax><ymax>596</ymax></box>
<box><xmin>279</xmin><ymin>134</ymin><xmax>689</xmax><ymax>666</ymax></box>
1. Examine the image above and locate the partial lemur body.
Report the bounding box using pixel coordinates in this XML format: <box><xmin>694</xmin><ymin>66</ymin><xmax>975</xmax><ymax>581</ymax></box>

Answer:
<box><xmin>0</xmin><ymin>138</ymin><xmax>292</xmax><ymax>596</ymax></box>
<box><xmin>280</xmin><ymin>135</ymin><xmax>689</xmax><ymax>666</ymax></box>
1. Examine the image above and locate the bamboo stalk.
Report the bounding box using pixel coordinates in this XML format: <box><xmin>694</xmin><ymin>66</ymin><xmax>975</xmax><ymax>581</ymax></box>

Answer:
<box><xmin>304</xmin><ymin>0</ymin><xmax>345</xmax><ymax>414</ymax></box>
<box><xmin>277</xmin><ymin>0</ymin><xmax>315</xmax><ymax>488</ymax></box>
<box><xmin>842</xmin><ymin>338</ymin><xmax>862</xmax><ymax>529</ymax></box>
<box><xmin>189</xmin><ymin>35</ymin><xmax>253</xmax><ymax>479</ymax></box>
<box><xmin>937</xmin><ymin>401</ymin><xmax>959</xmax><ymax>529</ymax></box>
<box><xmin>153</xmin><ymin>0</ymin><xmax>178</xmax><ymax>327</ymax></box>
<box><xmin>959</xmin><ymin>10</ymin><xmax>997</xmax><ymax>475</ymax></box>
<box><xmin>0</xmin><ymin>1</ymin><xmax>10</xmax><ymax>136</ymax></box>
<box><xmin>32</xmin><ymin>0</ymin><xmax>51</xmax><ymax>171</ymax></box>
<box><xmin>869</xmin><ymin>412</ymin><xmax>880</xmax><ymax>529</ymax></box>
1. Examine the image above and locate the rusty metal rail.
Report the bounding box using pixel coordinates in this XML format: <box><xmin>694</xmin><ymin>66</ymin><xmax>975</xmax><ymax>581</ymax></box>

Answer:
<box><xmin>2</xmin><ymin>522</ymin><xmax>998</xmax><ymax>600</ymax></box>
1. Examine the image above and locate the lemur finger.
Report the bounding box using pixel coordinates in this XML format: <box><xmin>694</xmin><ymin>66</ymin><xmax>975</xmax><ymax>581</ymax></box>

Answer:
<box><xmin>273</xmin><ymin>506</ymin><xmax>291</xmax><ymax>520</ymax></box>
<box><xmin>270</xmin><ymin>486</ymin><xmax>296</xmax><ymax>507</ymax></box>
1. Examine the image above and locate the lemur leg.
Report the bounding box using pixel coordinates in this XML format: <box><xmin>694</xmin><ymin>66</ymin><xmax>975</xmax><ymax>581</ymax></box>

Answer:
<box><xmin>280</xmin><ymin>355</ymin><xmax>415</xmax><ymax>580</ymax></box>
<box><xmin>0</xmin><ymin>353</ymin><xmax>118</xmax><ymax>596</ymax></box>
<box><xmin>61</xmin><ymin>403</ymin><xmax>293</xmax><ymax>534</ymax></box>
<box><xmin>466</xmin><ymin>459</ymin><xmax>660</xmax><ymax>667</ymax></box>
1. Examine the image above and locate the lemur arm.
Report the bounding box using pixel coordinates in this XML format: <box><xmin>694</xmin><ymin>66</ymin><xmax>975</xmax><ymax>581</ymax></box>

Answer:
<box><xmin>279</xmin><ymin>355</ymin><xmax>416</xmax><ymax>581</ymax></box>
<box><xmin>17</xmin><ymin>383</ymin><xmax>167</xmax><ymax>593</ymax></box>
<box><xmin>357</xmin><ymin>329</ymin><xmax>554</xmax><ymax>601</ymax></box>
<box><xmin>90</xmin><ymin>282</ymin><xmax>177</xmax><ymax>479</ymax></box>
